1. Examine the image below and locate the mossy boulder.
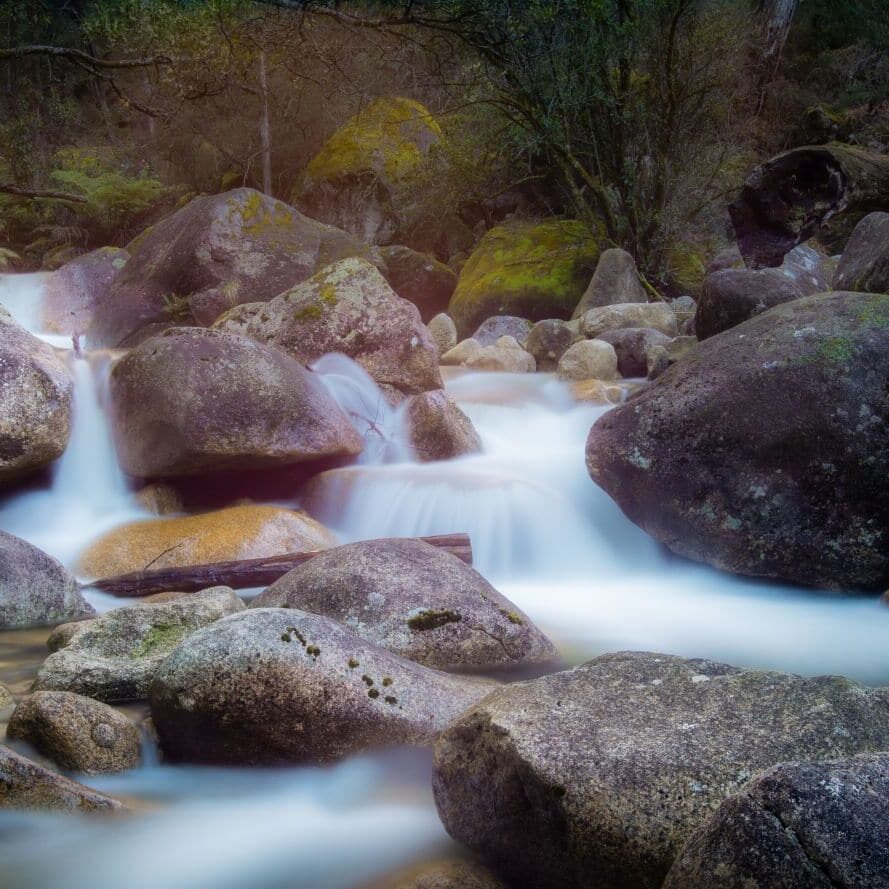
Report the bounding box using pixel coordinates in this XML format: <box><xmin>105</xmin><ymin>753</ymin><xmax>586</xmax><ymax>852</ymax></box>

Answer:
<box><xmin>294</xmin><ymin>97</ymin><xmax>442</xmax><ymax>245</ymax></box>
<box><xmin>586</xmin><ymin>291</ymin><xmax>889</xmax><ymax>590</ymax></box>
<box><xmin>666</xmin><ymin>242</ymin><xmax>709</xmax><ymax>297</ymax></box>
<box><xmin>109</xmin><ymin>327</ymin><xmax>362</xmax><ymax>478</ymax></box>
<box><xmin>87</xmin><ymin>188</ymin><xmax>369</xmax><ymax>347</ymax></box>
<box><xmin>78</xmin><ymin>505</ymin><xmax>338</xmax><ymax>580</ymax></box>
<box><xmin>215</xmin><ymin>258</ymin><xmax>442</xmax><ymax>395</ymax></box>
<box><xmin>448</xmin><ymin>220</ymin><xmax>606</xmax><ymax>337</ymax></box>
<box><xmin>34</xmin><ymin>586</ymin><xmax>245</xmax><ymax>702</ymax></box>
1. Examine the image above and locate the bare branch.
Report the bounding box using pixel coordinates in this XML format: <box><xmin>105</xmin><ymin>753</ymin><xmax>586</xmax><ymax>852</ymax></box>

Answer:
<box><xmin>0</xmin><ymin>184</ymin><xmax>87</xmax><ymax>203</ymax></box>
<box><xmin>0</xmin><ymin>44</ymin><xmax>172</xmax><ymax>69</ymax></box>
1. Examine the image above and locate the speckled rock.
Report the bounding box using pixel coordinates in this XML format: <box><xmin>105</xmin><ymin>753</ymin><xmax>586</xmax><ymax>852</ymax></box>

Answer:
<box><xmin>572</xmin><ymin>247</ymin><xmax>647</xmax><ymax>317</ymax></box>
<box><xmin>427</xmin><ymin>313</ymin><xmax>458</xmax><ymax>357</ymax></box>
<box><xmin>835</xmin><ymin>211</ymin><xmax>889</xmax><ymax>294</ymax></box>
<box><xmin>215</xmin><ymin>258</ymin><xmax>441</xmax><ymax>395</ymax></box>
<box><xmin>380</xmin><ymin>246</ymin><xmax>457</xmax><ymax>322</ymax></box>
<box><xmin>557</xmin><ymin>339</ymin><xmax>618</xmax><ymax>381</ymax></box>
<box><xmin>596</xmin><ymin>327</ymin><xmax>670</xmax><ymax>377</ymax></box>
<box><xmin>0</xmin><ymin>684</ymin><xmax>12</xmax><ymax>709</ymax></box>
<box><xmin>78</xmin><ymin>505</ymin><xmax>338</xmax><ymax>579</ymax></box>
<box><xmin>46</xmin><ymin>620</ymin><xmax>93</xmax><ymax>652</ymax></box>
<box><xmin>669</xmin><ymin>295</ymin><xmax>697</xmax><ymax>327</ymax></box>
<box><xmin>150</xmin><ymin>607</ymin><xmax>497</xmax><ymax>764</ymax></box>
<box><xmin>664</xmin><ymin>753</ymin><xmax>889</xmax><ymax>889</ymax></box>
<box><xmin>646</xmin><ymin>335</ymin><xmax>698</xmax><ymax>380</ymax></box>
<box><xmin>405</xmin><ymin>391</ymin><xmax>481</xmax><ymax>462</ymax></box>
<box><xmin>586</xmin><ymin>291</ymin><xmax>889</xmax><ymax>590</ymax></box>
<box><xmin>432</xmin><ymin>652</ymin><xmax>889</xmax><ymax>889</ymax></box>
<box><xmin>440</xmin><ymin>338</ymin><xmax>483</xmax><ymax>366</ymax></box>
<box><xmin>580</xmin><ymin>302</ymin><xmax>678</xmax><ymax>338</ymax></box>
<box><xmin>376</xmin><ymin>857</ymin><xmax>508</xmax><ymax>889</ymax></box>
<box><xmin>0</xmin><ymin>531</ymin><xmax>93</xmax><ymax>629</ymax></box>
<box><xmin>87</xmin><ymin>188</ymin><xmax>368</xmax><ymax>347</ymax></box>
<box><xmin>464</xmin><ymin>336</ymin><xmax>536</xmax><ymax>373</ymax></box>
<box><xmin>0</xmin><ymin>312</ymin><xmax>72</xmax><ymax>485</ymax></box>
<box><xmin>8</xmin><ymin>691</ymin><xmax>141</xmax><ymax>774</ymax></box>
<box><xmin>109</xmin><ymin>327</ymin><xmax>361</xmax><ymax>478</ymax></box>
<box><xmin>524</xmin><ymin>319</ymin><xmax>578</xmax><ymax>371</ymax></box>
<box><xmin>471</xmin><ymin>316</ymin><xmax>532</xmax><ymax>347</ymax></box>
<box><xmin>250</xmin><ymin>539</ymin><xmax>555</xmax><ymax>670</ymax></box>
<box><xmin>0</xmin><ymin>745</ymin><xmax>124</xmax><ymax>812</ymax></box>
<box><xmin>34</xmin><ymin>586</ymin><xmax>245</xmax><ymax>702</ymax></box>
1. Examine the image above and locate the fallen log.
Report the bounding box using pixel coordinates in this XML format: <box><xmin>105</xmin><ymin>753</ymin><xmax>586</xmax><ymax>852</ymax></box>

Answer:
<box><xmin>84</xmin><ymin>533</ymin><xmax>473</xmax><ymax>598</ymax></box>
<box><xmin>729</xmin><ymin>142</ymin><xmax>889</xmax><ymax>268</ymax></box>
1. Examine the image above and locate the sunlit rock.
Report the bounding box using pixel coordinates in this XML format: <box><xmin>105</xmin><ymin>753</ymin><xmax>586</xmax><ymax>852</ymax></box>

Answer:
<box><xmin>557</xmin><ymin>339</ymin><xmax>618</xmax><ymax>381</ymax></box>
<box><xmin>580</xmin><ymin>301</ymin><xmax>678</xmax><ymax>338</ymax></box>
<box><xmin>405</xmin><ymin>390</ymin><xmax>481</xmax><ymax>462</ymax></box>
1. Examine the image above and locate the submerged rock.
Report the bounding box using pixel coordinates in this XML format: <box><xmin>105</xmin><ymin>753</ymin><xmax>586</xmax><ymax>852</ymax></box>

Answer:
<box><xmin>109</xmin><ymin>327</ymin><xmax>361</xmax><ymax>478</ymax></box>
<box><xmin>586</xmin><ymin>291</ymin><xmax>889</xmax><ymax>590</ymax></box>
<box><xmin>557</xmin><ymin>339</ymin><xmax>618</xmax><ymax>381</ymax></box>
<box><xmin>572</xmin><ymin>247</ymin><xmax>647</xmax><ymax>317</ymax></box>
<box><xmin>78</xmin><ymin>505</ymin><xmax>338</xmax><ymax>579</ymax></box>
<box><xmin>251</xmin><ymin>539</ymin><xmax>555</xmax><ymax>671</ymax></box>
<box><xmin>8</xmin><ymin>691</ymin><xmax>141</xmax><ymax>774</ymax></box>
<box><xmin>471</xmin><ymin>316</ymin><xmax>532</xmax><ymax>347</ymax></box>
<box><xmin>150</xmin><ymin>607</ymin><xmax>497</xmax><ymax>764</ymax></box>
<box><xmin>405</xmin><ymin>390</ymin><xmax>481</xmax><ymax>462</ymax></box>
<box><xmin>0</xmin><ymin>531</ymin><xmax>93</xmax><ymax>630</ymax></box>
<box><xmin>664</xmin><ymin>753</ymin><xmax>889</xmax><ymax>889</ymax></box>
<box><xmin>433</xmin><ymin>651</ymin><xmax>889</xmax><ymax>889</ymax></box>
<box><xmin>0</xmin><ymin>311</ymin><xmax>72</xmax><ymax>486</ymax></box>
<box><xmin>34</xmin><ymin>586</ymin><xmax>245</xmax><ymax>702</ymax></box>
<box><xmin>0</xmin><ymin>744</ymin><xmax>124</xmax><ymax>813</ymax></box>
<box><xmin>380</xmin><ymin>246</ymin><xmax>457</xmax><ymax>322</ymax></box>
<box><xmin>215</xmin><ymin>258</ymin><xmax>441</xmax><ymax>395</ymax></box>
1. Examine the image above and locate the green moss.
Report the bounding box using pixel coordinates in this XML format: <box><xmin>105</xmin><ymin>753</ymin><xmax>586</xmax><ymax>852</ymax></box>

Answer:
<box><xmin>407</xmin><ymin>609</ymin><xmax>462</xmax><ymax>631</ymax></box>
<box><xmin>382</xmin><ymin>676</ymin><xmax>393</xmax><ymax>687</ymax></box>
<box><xmin>858</xmin><ymin>295</ymin><xmax>889</xmax><ymax>327</ymax></box>
<box><xmin>134</xmin><ymin>623</ymin><xmax>188</xmax><ymax>658</ymax></box>
<box><xmin>666</xmin><ymin>242</ymin><xmax>709</xmax><ymax>296</ymax></box>
<box><xmin>293</xmin><ymin>304</ymin><xmax>323</xmax><ymax>322</ymax></box>
<box><xmin>368</xmin><ymin>688</ymin><xmax>380</xmax><ymax>699</ymax></box>
<box><xmin>499</xmin><ymin>608</ymin><xmax>525</xmax><ymax>625</ymax></box>
<box><xmin>348</xmin><ymin>657</ymin><xmax>360</xmax><ymax>669</ymax></box>
<box><xmin>818</xmin><ymin>336</ymin><xmax>856</xmax><ymax>362</ymax></box>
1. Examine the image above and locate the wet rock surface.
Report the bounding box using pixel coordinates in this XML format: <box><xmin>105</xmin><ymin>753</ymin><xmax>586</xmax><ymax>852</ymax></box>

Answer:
<box><xmin>405</xmin><ymin>390</ymin><xmax>481</xmax><ymax>462</ymax></box>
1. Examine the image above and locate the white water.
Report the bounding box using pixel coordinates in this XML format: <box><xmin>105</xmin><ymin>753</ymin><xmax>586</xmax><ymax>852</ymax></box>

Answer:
<box><xmin>1</xmin><ymin>272</ymin><xmax>888</xmax><ymax>888</ymax></box>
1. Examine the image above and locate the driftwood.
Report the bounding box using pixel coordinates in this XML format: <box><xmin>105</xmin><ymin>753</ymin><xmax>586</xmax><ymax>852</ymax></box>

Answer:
<box><xmin>729</xmin><ymin>142</ymin><xmax>889</xmax><ymax>268</ymax></box>
<box><xmin>85</xmin><ymin>533</ymin><xmax>473</xmax><ymax>598</ymax></box>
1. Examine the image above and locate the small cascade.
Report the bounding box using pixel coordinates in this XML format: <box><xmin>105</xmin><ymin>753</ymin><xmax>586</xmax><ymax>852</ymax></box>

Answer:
<box><xmin>0</xmin><ymin>272</ymin><xmax>48</xmax><ymax>332</ymax></box>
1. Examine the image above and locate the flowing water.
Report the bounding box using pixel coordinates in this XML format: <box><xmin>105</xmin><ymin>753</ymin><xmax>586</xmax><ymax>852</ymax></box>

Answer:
<box><xmin>1</xmin><ymin>271</ymin><xmax>888</xmax><ymax>888</ymax></box>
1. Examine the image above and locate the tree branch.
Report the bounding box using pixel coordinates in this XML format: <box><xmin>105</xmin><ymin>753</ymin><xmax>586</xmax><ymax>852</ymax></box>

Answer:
<box><xmin>0</xmin><ymin>184</ymin><xmax>87</xmax><ymax>203</ymax></box>
<box><xmin>0</xmin><ymin>45</ymin><xmax>171</xmax><ymax>68</ymax></box>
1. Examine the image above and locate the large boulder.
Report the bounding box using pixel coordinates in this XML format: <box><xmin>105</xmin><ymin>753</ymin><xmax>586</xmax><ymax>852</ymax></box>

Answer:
<box><xmin>78</xmin><ymin>505</ymin><xmax>338</xmax><ymax>579</ymax></box>
<box><xmin>557</xmin><ymin>339</ymin><xmax>618</xmax><ymax>381</ymax></box>
<box><xmin>0</xmin><ymin>531</ymin><xmax>93</xmax><ymax>629</ymax></box>
<box><xmin>572</xmin><ymin>247</ymin><xmax>647</xmax><ymax>317</ymax></box>
<box><xmin>215</xmin><ymin>258</ymin><xmax>442</xmax><ymax>395</ymax></box>
<box><xmin>0</xmin><ymin>312</ymin><xmax>72</xmax><ymax>485</ymax></box>
<box><xmin>109</xmin><ymin>327</ymin><xmax>362</xmax><ymax>478</ymax></box>
<box><xmin>580</xmin><ymin>302</ymin><xmax>678</xmax><ymax>338</ymax></box>
<box><xmin>596</xmin><ymin>327</ymin><xmax>671</xmax><ymax>377</ymax></box>
<box><xmin>293</xmin><ymin>97</ymin><xmax>441</xmax><ymax>245</ymax></box>
<box><xmin>432</xmin><ymin>652</ymin><xmax>889</xmax><ymax>889</ymax></box>
<box><xmin>586</xmin><ymin>291</ymin><xmax>889</xmax><ymax>590</ymax></box>
<box><xmin>834</xmin><ymin>211</ymin><xmax>889</xmax><ymax>293</ymax></box>
<box><xmin>42</xmin><ymin>246</ymin><xmax>128</xmax><ymax>335</ymax></box>
<box><xmin>7</xmin><ymin>691</ymin><xmax>141</xmax><ymax>774</ymax></box>
<box><xmin>664</xmin><ymin>753</ymin><xmax>889</xmax><ymax>889</ymax></box>
<box><xmin>405</xmin><ymin>390</ymin><xmax>481</xmax><ymax>462</ymax></box>
<box><xmin>150</xmin><ymin>607</ymin><xmax>496</xmax><ymax>764</ymax></box>
<box><xmin>524</xmin><ymin>319</ymin><xmax>578</xmax><ymax>371</ymax></box>
<box><xmin>250</xmin><ymin>539</ymin><xmax>555</xmax><ymax>670</ymax></box>
<box><xmin>380</xmin><ymin>246</ymin><xmax>457</xmax><ymax>322</ymax></box>
<box><xmin>87</xmin><ymin>188</ymin><xmax>369</xmax><ymax>347</ymax></box>
<box><xmin>34</xmin><ymin>586</ymin><xmax>245</xmax><ymax>702</ymax></box>
<box><xmin>0</xmin><ymin>745</ymin><xmax>123</xmax><ymax>813</ymax></box>
<box><xmin>448</xmin><ymin>220</ymin><xmax>605</xmax><ymax>337</ymax></box>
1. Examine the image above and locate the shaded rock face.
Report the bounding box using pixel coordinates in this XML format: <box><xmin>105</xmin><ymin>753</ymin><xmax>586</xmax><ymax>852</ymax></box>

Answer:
<box><xmin>42</xmin><ymin>247</ymin><xmax>129</xmax><ymax>335</ymax></box>
<box><xmin>0</xmin><ymin>531</ymin><xmax>93</xmax><ymax>629</ymax></box>
<box><xmin>378</xmin><ymin>857</ymin><xmax>508</xmax><ymax>889</ymax></box>
<box><xmin>427</xmin><ymin>313</ymin><xmax>457</xmax><ymax>356</ymax></box>
<box><xmin>596</xmin><ymin>327</ymin><xmax>670</xmax><ymax>377</ymax></box>
<box><xmin>580</xmin><ymin>302</ymin><xmax>678</xmax><ymax>338</ymax></box>
<box><xmin>557</xmin><ymin>339</ymin><xmax>618</xmax><ymax>381</ymax></box>
<box><xmin>405</xmin><ymin>391</ymin><xmax>481</xmax><ymax>462</ymax></box>
<box><xmin>88</xmin><ymin>188</ymin><xmax>368</xmax><ymax>347</ymax></box>
<box><xmin>525</xmin><ymin>319</ymin><xmax>577</xmax><ymax>371</ymax></box>
<box><xmin>293</xmin><ymin>98</ymin><xmax>441</xmax><ymax>245</ymax></box>
<box><xmin>250</xmin><ymin>539</ymin><xmax>555</xmax><ymax>671</ymax></box>
<box><xmin>572</xmin><ymin>247</ymin><xmax>647</xmax><ymax>317</ymax></box>
<box><xmin>380</xmin><ymin>246</ymin><xmax>457</xmax><ymax>322</ymax></box>
<box><xmin>471</xmin><ymin>316</ymin><xmax>532</xmax><ymax>347</ymax></box>
<box><xmin>646</xmin><ymin>335</ymin><xmax>698</xmax><ymax>380</ymax></box>
<box><xmin>215</xmin><ymin>258</ymin><xmax>442</xmax><ymax>395</ymax></box>
<box><xmin>432</xmin><ymin>652</ymin><xmax>889</xmax><ymax>889</ymax></box>
<box><xmin>7</xmin><ymin>691</ymin><xmax>141</xmax><ymax>774</ymax></box>
<box><xmin>664</xmin><ymin>753</ymin><xmax>889</xmax><ymax>889</ymax></box>
<box><xmin>0</xmin><ymin>745</ymin><xmax>124</xmax><ymax>813</ymax></box>
<box><xmin>586</xmin><ymin>291</ymin><xmax>889</xmax><ymax>590</ymax></box>
<box><xmin>0</xmin><ymin>312</ymin><xmax>72</xmax><ymax>486</ymax></box>
<box><xmin>835</xmin><ymin>211</ymin><xmax>889</xmax><ymax>294</ymax></box>
<box><xmin>109</xmin><ymin>327</ymin><xmax>362</xmax><ymax>478</ymax></box>
<box><xmin>78</xmin><ymin>505</ymin><xmax>338</xmax><ymax>579</ymax></box>
<box><xmin>34</xmin><ymin>586</ymin><xmax>245</xmax><ymax>702</ymax></box>
<box><xmin>150</xmin><ymin>607</ymin><xmax>497</xmax><ymax>765</ymax></box>
<box><xmin>448</xmin><ymin>220</ymin><xmax>605</xmax><ymax>337</ymax></box>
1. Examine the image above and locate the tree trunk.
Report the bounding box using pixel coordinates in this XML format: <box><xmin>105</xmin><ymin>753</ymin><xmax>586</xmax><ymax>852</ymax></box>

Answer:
<box><xmin>757</xmin><ymin>0</ymin><xmax>801</xmax><ymax>65</ymax></box>
<box><xmin>729</xmin><ymin>143</ymin><xmax>889</xmax><ymax>268</ymax></box>
<box><xmin>258</xmin><ymin>50</ymin><xmax>272</xmax><ymax>196</ymax></box>
<box><xmin>85</xmin><ymin>534</ymin><xmax>473</xmax><ymax>598</ymax></box>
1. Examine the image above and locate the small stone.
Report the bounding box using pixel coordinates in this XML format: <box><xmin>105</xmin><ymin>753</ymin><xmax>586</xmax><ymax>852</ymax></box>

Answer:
<box><xmin>557</xmin><ymin>339</ymin><xmax>618</xmax><ymax>381</ymax></box>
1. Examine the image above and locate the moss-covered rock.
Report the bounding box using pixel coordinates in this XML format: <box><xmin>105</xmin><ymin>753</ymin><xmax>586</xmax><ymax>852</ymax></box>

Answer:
<box><xmin>666</xmin><ymin>242</ymin><xmax>709</xmax><ymax>297</ymax></box>
<box><xmin>294</xmin><ymin>97</ymin><xmax>441</xmax><ymax>245</ymax></box>
<box><xmin>448</xmin><ymin>219</ymin><xmax>606</xmax><ymax>337</ymax></box>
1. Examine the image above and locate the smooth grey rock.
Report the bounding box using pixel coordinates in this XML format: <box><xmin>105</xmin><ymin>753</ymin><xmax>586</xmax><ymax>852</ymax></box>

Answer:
<box><xmin>572</xmin><ymin>247</ymin><xmax>647</xmax><ymax>317</ymax></box>
<box><xmin>557</xmin><ymin>339</ymin><xmax>618</xmax><ymax>381</ymax></box>
<box><xmin>150</xmin><ymin>607</ymin><xmax>497</xmax><ymax>764</ymax></box>
<box><xmin>405</xmin><ymin>390</ymin><xmax>481</xmax><ymax>462</ymax></box>
<box><xmin>580</xmin><ymin>302</ymin><xmax>678</xmax><ymax>338</ymax></box>
<box><xmin>463</xmin><ymin>337</ymin><xmax>536</xmax><ymax>373</ymax></box>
